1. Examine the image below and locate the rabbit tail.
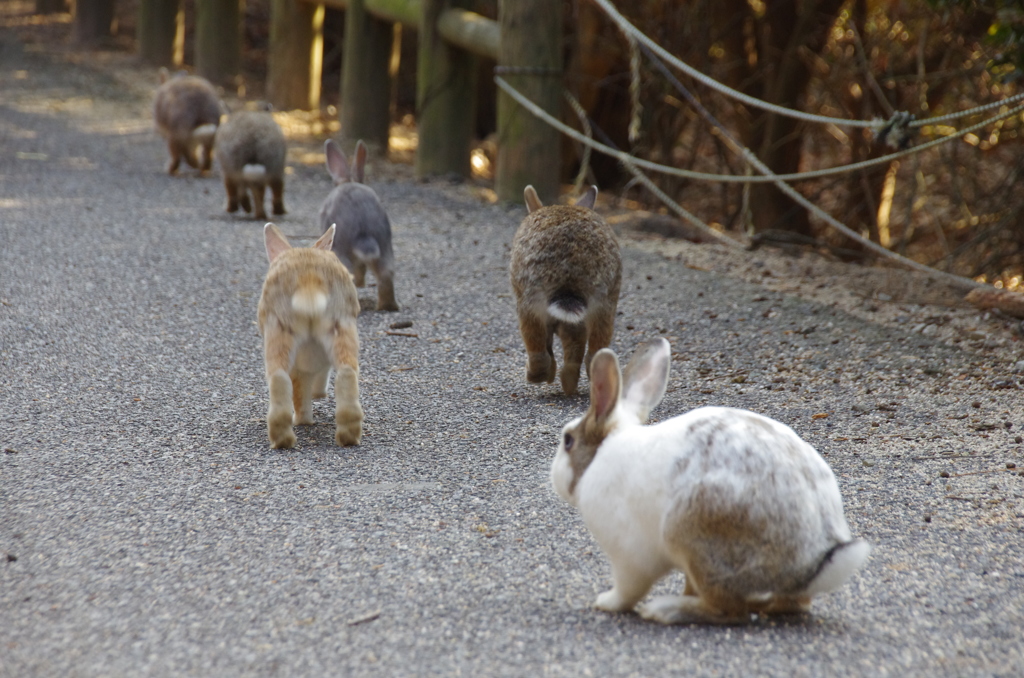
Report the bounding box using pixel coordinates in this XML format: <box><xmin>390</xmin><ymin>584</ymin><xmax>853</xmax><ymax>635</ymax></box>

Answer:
<box><xmin>351</xmin><ymin>236</ymin><xmax>381</xmax><ymax>263</ymax></box>
<box><xmin>243</xmin><ymin>164</ymin><xmax>268</xmax><ymax>182</ymax></box>
<box><xmin>292</xmin><ymin>285</ymin><xmax>328</xmax><ymax>316</ymax></box>
<box><xmin>192</xmin><ymin>123</ymin><xmax>218</xmax><ymax>146</ymax></box>
<box><xmin>548</xmin><ymin>289</ymin><xmax>587</xmax><ymax>324</ymax></box>
<box><xmin>803</xmin><ymin>539</ymin><xmax>871</xmax><ymax>596</ymax></box>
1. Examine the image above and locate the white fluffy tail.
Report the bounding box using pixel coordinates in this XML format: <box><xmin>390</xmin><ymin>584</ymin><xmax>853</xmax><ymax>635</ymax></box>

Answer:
<box><xmin>804</xmin><ymin>539</ymin><xmax>871</xmax><ymax>596</ymax></box>
<box><xmin>352</xmin><ymin>236</ymin><xmax>381</xmax><ymax>263</ymax></box>
<box><xmin>192</xmin><ymin>123</ymin><xmax>217</xmax><ymax>145</ymax></box>
<box><xmin>291</xmin><ymin>289</ymin><xmax>327</xmax><ymax>316</ymax></box>
<box><xmin>547</xmin><ymin>291</ymin><xmax>587</xmax><ymax>324</ymax></box>
<box><xmin>243</xmin><ymin>164</ymin><xmax>268</xmax><ymax>182</ymax></box>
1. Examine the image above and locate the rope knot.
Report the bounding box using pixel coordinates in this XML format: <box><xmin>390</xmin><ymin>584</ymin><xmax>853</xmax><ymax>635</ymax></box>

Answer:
<box><xmin>875</xmin><ymin>111</ymin><xmax>916</xmax><ymax>149</ymax></box>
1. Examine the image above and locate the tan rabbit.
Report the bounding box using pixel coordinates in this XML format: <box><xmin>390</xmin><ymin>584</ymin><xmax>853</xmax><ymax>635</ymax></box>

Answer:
<box><xmin>153</xmin><ymin>69</ymin><xmax>222</xmax><ymax>175</ymax></box>
<box><xmin>214</xmin><ymin>107</ymin><xmax>286</xmax><ymax>220</ymax></box>
<box><xmin>509</xmin><ymin>185</ymin><xmax>622</xmax><ymax>396</ymax></box>
<box><xmin>257</xmin><ymin>223</ymin><xmax>362</xmax><ymax>449</ymax></box>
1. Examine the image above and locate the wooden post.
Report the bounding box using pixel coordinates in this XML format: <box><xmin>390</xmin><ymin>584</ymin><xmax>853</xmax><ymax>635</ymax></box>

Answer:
<box><xmin>268</xmin><ymin>0</ymin><xmax>324</xmax><ymax>110</ymax></box>
<box><xmin>416</xmin><ymin>0</ymin><xmax>478</xmax><ymax>179</ymax></box>
<box><xmin>137</xmin><ymin>0</ymin><xmax>183</xmax><ymax>68</ymax></box>
<box><xmin>340</xmin><ymin>0</ymin><xmax>394</xmax><ymax>150</ymax></box>
<box><xmin>73</xmin><ymin>0</ymin><xmax>117</xmax><ymax>45</ymax></box>
<box><xmin>496</xmin><ymin>0</ymin><xmax>561</xmax><ymax>204</ymax></box>
<box><xmin>36</xmin><ymin>0</ymin><xmax>68</xmax><ymax>14</ymax></box>
<box><xmin>196</xmin><ymin>0</ymin><xmax>242</xmax><ymax>88</ymax></box>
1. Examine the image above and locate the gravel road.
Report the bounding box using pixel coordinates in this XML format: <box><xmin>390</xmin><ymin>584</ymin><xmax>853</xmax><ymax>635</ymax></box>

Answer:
<box><xmin>2</xmin><ymin>31</ymin><xmax>1023</xmax><ymax>677</ymax></box>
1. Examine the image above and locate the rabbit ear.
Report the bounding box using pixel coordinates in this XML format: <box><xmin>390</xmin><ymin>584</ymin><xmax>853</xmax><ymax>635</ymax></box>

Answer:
<box><xmin>575</xmin><ymin>185</ymin><xmax>598</xmax><ymax>210</ymax></box>
<box><xmin>324</xmin><ymin>139</ymin><xmax>351</xmax><ymax>183</ymax></box>
<box><xmin>620</xmin><ymin>339</ymin><xmax>671</xmax><ymax>423</ymax></box>
<box><xmin>587</xmin><ymin>349</ymin><xmax>622</xmax><ymax>424</ymax></box>
<box><xmin>523</xmin><ymin>185</ymin><xmax>544</xmax><ymax>213</ymax></box>
<box><xmin>264</xmin><ymin>223</ymin><xmax>292</xmax><ymax>263</ymax></box>
<box><xmin>314</xmin><ymin>224</ymin><xmax>336</xmax><ymax>251</ymax></box>
<box><xmin>354</xmin><ymin>140</ymin><xmax>367</xmax><ymax>183</ymax></box>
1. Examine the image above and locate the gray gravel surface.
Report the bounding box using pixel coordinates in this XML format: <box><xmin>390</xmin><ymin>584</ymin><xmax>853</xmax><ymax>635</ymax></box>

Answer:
<box><xmin>2</xmin><ymin>34</ymin><xmax>1024</xmax><ymax>678</ymax></box>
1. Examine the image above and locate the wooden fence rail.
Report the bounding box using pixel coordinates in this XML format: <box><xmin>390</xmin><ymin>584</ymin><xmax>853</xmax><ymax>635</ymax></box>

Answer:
<box><xmin>278</xmin><ymin>0</ymin><xmax>556</xmax><ymax>202</ymax></box>
<box><xmin>137</xmin><ymin>0</ymin><xmax>559</xmax><ymax>202</ymax></box>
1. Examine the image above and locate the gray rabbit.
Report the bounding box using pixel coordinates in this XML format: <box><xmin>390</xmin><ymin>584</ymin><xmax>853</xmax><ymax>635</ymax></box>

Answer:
<box><xmin>318</xmin><ymin>139</ymin><xmax>398</xmax><ymax>312</ymax></box>
<box><xmin>153</xmin><ymin>69</ymin><xmax>222</xmax><ymax>175</ymax></box>
<box><xmin>214</xmin><ymin>106</ymin><xmax>286</xmax><ymax>220</ymax></box>
<box><xmin>509</xmin><ymin>185</ymin><xmax>622</xmax><ymax>396</ymax></box>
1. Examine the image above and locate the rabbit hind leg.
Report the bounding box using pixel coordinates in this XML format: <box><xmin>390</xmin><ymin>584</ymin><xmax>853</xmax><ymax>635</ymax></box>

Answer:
<box><xmin>270</xmin><ymin>176</ymin><xmax>286</xmax><ymax>215</ymax></box>
<box><xmin>291</xmin><ymin>371</ymin><xmax>316</xmax><ymax>425</ymax></box>
<box><xmin>639</xmin><ymin>591</ymin><xmax>752</xmax><ymax>625</ymax></box>
<box><xmin>370</xmin><ymin>261</ymin><xmax>399</xmax><ymax>312</ymax></box>
<box><xmin>250</xmin><ymin>183</ymin><xmax>267</xmax><ymax>220</ymax></box>
<box><xmin>583</xmin><ymin>306</ymin><xmax>616</xmax><ymax>377</ymax></box>
<box><xmin>557</xmin><ymin>321</ymin><xmax>587</xmax><ymax>395</ymax></box>
<box><xmin>330</xmin><ymin>321</ymin><xmax>363</xmax><ymax>446</ymax></box>
<box><xmin>166</xmin><ymin>140</ymin><xmax>185</xmax><ymax>175</ymax></box>
<box><xmin>518</xmin><ymin>311</ymin><xmax>555</xmax><ymax>384</ymax></box>
<box><xmin>264</xmin><ymin>325</ymin><xmax>296</xmax><ymax>448</ymax></box>
<box><xmin>223</xmin><ymin>176</ymin><xmax>242</xmax><ymax>213</ymax></box>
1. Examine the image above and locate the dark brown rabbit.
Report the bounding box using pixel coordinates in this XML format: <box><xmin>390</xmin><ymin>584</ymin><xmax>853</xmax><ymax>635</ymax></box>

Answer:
<box><xmin>152</xmin><ymin>69</ymin><xmax>222</xmax><ymax>175</ymax></box>
<box><xmin>214</xmin><ymin>107</ymin><xmax>286</xmax><ymax>220</ymax></box>
<box><xmin>509</xmin><ymin>185</ymin><xmax>622</xmax><ymax>396</ymax></box>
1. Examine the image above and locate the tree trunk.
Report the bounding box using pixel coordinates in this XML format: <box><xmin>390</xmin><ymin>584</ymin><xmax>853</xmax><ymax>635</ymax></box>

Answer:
<box><xmin>74</xmin><ymin>0</ymin><xmax>116</xmax><ymax>45</ymax></box>
<box><xmin>342</xmin><ymin>0</ymin><xmax>394</xmax><ymax>150</ymax></box>
<box><xmin>495</xmin><ymin>0</ymin><xmax>561</xmax><ymax>204</ymax></box>
<box><xmin>268</xmin><ymin>0</ymin><xmax>323</xmax><ymax>111</ymax></box>
<box><xmin>36</xmin><ymin>0</ymin><xmax>68</xmax><ymax>15</ymax></box>
<box><xmin>719</xmin><ymin>0</ymin><xmax>845</xmax><ymax>236</ymax></box>
<box><xmin>196</xmin><ymin>0</ymin><xmax>242</xmax><ymax>89</ymax></box>
<box><xmin>138</xmin><ymin>0</ymin><xmax>183</xmax><ymax>68</ymax></box>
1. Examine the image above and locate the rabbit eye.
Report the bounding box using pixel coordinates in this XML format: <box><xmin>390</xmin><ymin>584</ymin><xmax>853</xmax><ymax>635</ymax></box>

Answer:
<box><xmin>563</xmin><ymin>432</ymin><xmax>575</xmax><ymax>450</ymax></box>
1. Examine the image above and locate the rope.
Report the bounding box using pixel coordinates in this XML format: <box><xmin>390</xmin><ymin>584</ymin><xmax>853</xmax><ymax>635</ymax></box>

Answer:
<box><xmin>562</xmin><ymin>89</ymin><xmax>741</xmax><ymax>248</ymax></box>
<box><xmin>563</xmin><ymin>90</ymin><xmax>593</xmax><ymax>194</ymax></box>
<box><xmin>497</xmin><ymin>73</ymin><xmax>1024</xmax><ymax>184</ymax></box>
<box><xmin>639</xmin><ymin>42</ymin><xmax>986</xmax><ymax>292</ymax></box>
<box><xmin>590</xmin><ymin>0</ymin><xmax>1024</xmax><ymax>132</ymax></box>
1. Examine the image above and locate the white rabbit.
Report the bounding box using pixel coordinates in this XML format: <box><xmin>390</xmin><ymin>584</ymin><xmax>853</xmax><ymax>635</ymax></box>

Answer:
<box><xmin>551</xmin><ymin>338</ymin><xmax>870</xmax><ymax>624</ymax></box>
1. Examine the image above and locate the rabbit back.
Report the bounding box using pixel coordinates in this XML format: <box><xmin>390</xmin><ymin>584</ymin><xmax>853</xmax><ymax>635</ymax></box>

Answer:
<box><xmin>577</xmin><ymin>406</ymin><xmax>855</xmax><ymax>599</ymax></box>
<box><xmin>153</xmin><ymin>76</ymin><xmax>221</xmax><ymax>142</ymax></box>
<box><xmin>214</xmin><ymin>111</ymin><xmax>286</xmax><ymax>180</ymax></box>
<box><xmin>318</xmin><ymin>183</ymin><xmax>393</xmax><ymax>270</ymax></box>
<box><xmin>510</xmin><ymin>206</ymin><xmax>620</xmax><ymax>319</ymax></box>
<box><xmin>258</xmin><ymin>247</ymin><xmax>359</xmax><ymax>335</ymax></box>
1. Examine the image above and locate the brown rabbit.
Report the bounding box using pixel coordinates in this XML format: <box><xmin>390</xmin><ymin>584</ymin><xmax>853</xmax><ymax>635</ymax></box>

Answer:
<box><xmin>257</xmin><ymin>223</ymin><xmax>362</xmax><ymax>449</ymax></box>
<box><xmin>153</xmin><ymin>69</ymin><xmax>222</xmax><ymax>175</ymax></box>
<box><xmin>214</xmin><ymin>107</ymin><xmax>286</xmax><ymax>220</ymax></box>
<box><xmin>509</xmin><ymin>185</ymin><xmax>622</xmax><ymax>396</ymax></box>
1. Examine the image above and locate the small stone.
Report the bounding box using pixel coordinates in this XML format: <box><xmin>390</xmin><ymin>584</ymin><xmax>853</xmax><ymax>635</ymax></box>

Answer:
<box><xmin>1014</xmin><ymin>360</ymin><xmax>1024</xmax><ymax>373</ymax></box>
<box><xmin>940</xmin><ymin>471</ymin><xmax>950</xmax><ymax>478</ymax></box>
<box><xmin>924</xmin><ymin>515</ymin><xmax>932</xmax><ymax>523</ymax></box>
<box><xmin>972</xmin><ymin>401</ymin><xmax>982</xmax><ymax>409</ymax></box>
<box><xmin>1016</xmin><ymin>436</ymin><xmax>1022</xmax><ymax>444</ymax></box>
<box><xmin>1007</xmin><ymin>462</ymin><xmax>1017</xmax><ymax>469</ymax></box>
<box><xmin>921</xmin><ymin>324</ymin><xmax>939</xmax><ymax>337</ymax></box>
<box><xmin>6</xmin><ymin>553</ymin><xmax>16</xmax><ymax>562</ymax></box>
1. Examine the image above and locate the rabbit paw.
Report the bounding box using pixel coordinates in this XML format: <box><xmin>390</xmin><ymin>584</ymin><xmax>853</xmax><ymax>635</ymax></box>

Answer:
<box><xmin>594</xmin><ymin>589</ymin><xmax>635</xmax><ymax>613</ymax></box>
<box><xmin>268</xmin><ymin>415</ymin><xmax>297</xmax><ymax>449</ymax></box>
<box><xmin>335</xmin><ymin>420</ymin><xmax>362</xmax><ymax>446</ymax></box>
<box><xmin>334</xmin><ymin>405</ymin><xmax>363</xmax><ymax>446</ymax></box>
<box><xmin>639</xmin><ymin>595</ymin><xmax>750</xmax><ymax>625</ymax></box>
<box><xmin>526</xmin><ymin>353</ymin><xmax>556</xmax><ymax>384</ymax></box>
<box><xmin>560</xmin><ymin>362</ymin><xmax>582</xmax><ymax>395</ymax></box>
